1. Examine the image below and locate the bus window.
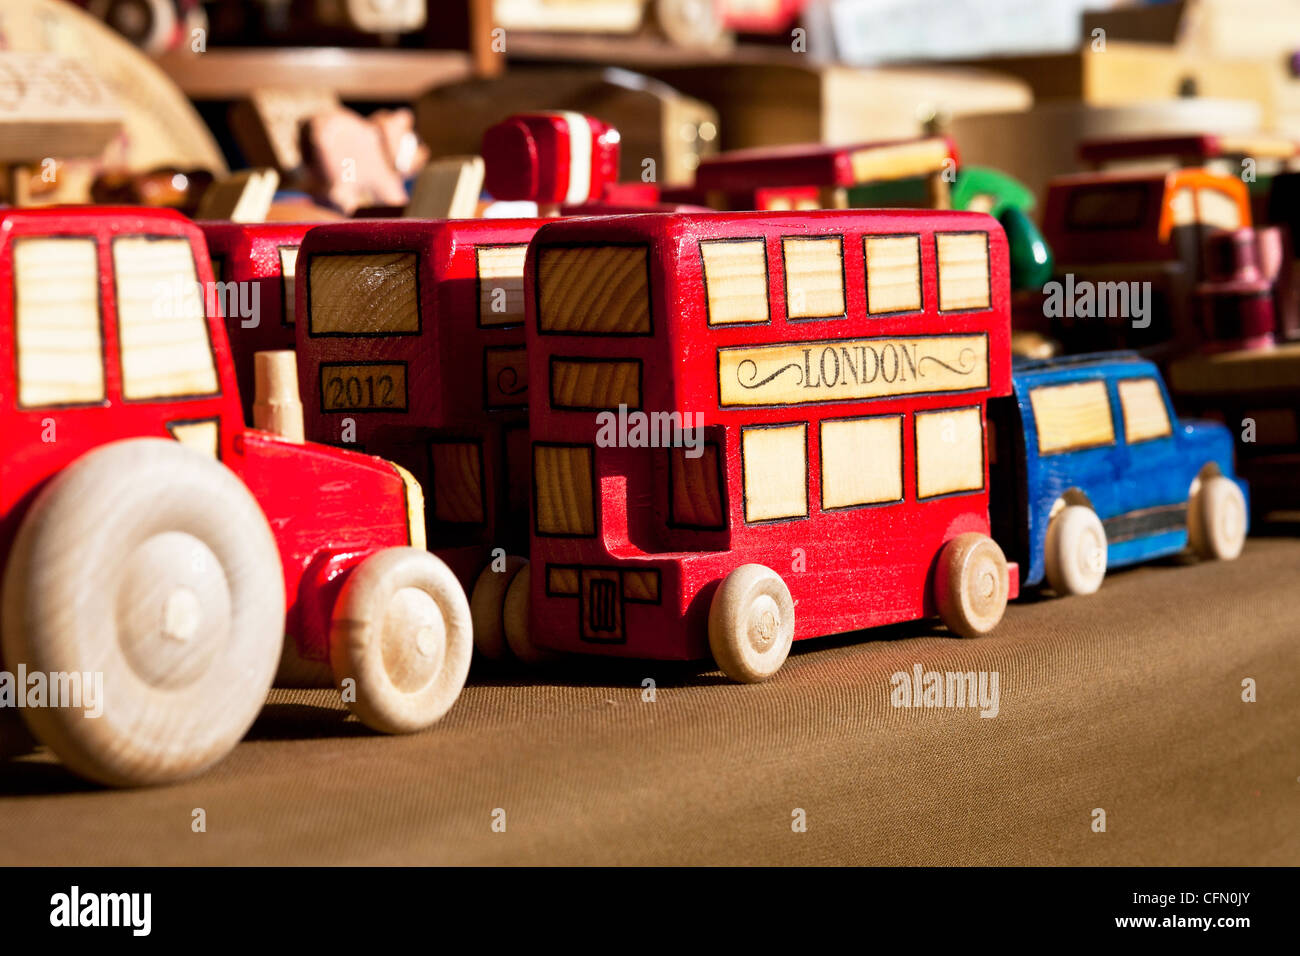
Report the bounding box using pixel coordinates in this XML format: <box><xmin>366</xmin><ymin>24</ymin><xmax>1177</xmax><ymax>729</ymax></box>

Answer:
<box><xmin>429</xmin><ymin>439</ymin><xmax>485</xmax><ymax>524</ymax></box>
<box><xmin>1196</xmin><ymin>188</ymin><xmax>1242</xmax><ymax>231</ymax></box>
<box><xmin>550</xmin><ymin>357</ymin><xmax>641</xmax><ymax>411</ymax></box>
<box><xmin>935</xmin><ymin>232</ymin><xmax>990</xmax><ymax>312</ymax></box>
<box><xmin>820</xmin><ymin>415</ymin><xmax>903</xmax><ymax>509</ymax></box>
<box><xmin>915</xmin><ymin>406</ymin><xmax>983</xmax><ymax>498</ymax></box>
<box><xmin>669</xmin><ymin>442</ymin><xmax>725</xmax><ymax>529</ymax></box>
<box><xmin>112</xmin><ymin>237</ymin><xmax>219</xmax><ymax>400</ymax></box>
<box><xmin>864</xmin><ymin>235</ymin><xmax>922</xmax><ymax>315</ymax></box>
<box><xmin>13</xmin><ymin>237</ymin><xmax>105</xmax><ymax>407</ymax></box>
<box><xmin>700</xmin><ymin>238</ymin><xmax>770</xmax><ymax>326</ymax></box>
<box><xmin>741</xmin><ymin>423</ymin><xmax>807</xmax><ymax>522</ymax></box>
<box><xmin>537</xmin><ymin>246</ymin><xmax>651</xmax><ymax>335</ymax></box>
<box><xmin>534</xmin><ymin>443</ymin><xmax>595</xmax><ymax>535</ymax></box>
<box><xmin>279</xmin><ymin>246</ymin><xmax>299</xmax><ymax>325</ymax></box>
<box><xmin>782</xmin><ymin>236</ymin><xmax>845</xmax><ymax>320</ymax></box>
<box><xmin>308</xmin><ymin>252</ymin><xmax>420</xmax><ymax>336</ymax></box>
<box><xmin>477</xmin><ymin>243</ymin><xmax>528</xmax><ymax>327</ymax></box>
<box><xmin>1118</xmin><ymin>378</ymin><xmax>1172</xmax><ymax>444</ymax></box>
<box><xmin>1028</xmin><ymin>380</ymin><xmax>1115</xmax><ymax>455</ymax></box>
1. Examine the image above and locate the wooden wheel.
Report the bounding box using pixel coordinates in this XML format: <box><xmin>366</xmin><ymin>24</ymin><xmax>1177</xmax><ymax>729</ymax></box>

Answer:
<box><xmin>469</xmin><ymin>555</ymin><xmax>528</xmax><ymax>661</ymax></box>
<box><xmin>708</xmin><ymin>564</ymin><xmax>794</xmax><ymax>683</ymax></box>
<box><xmin>1044</xmin><ymin>504</ymin><xmax>1107</xmax><ymax>596</ymax></box>
<box><xmin>501</xmin><ymin>560</ymin><xmax>554</xmax><ymax>666</ymax></box>
<box><xmin>1188</xmin><ymin>474</ymin><xmax>1247</xmax><ymax>561</ymax></box>
<box><xmin>329</xmin><ymin>547</ymin><xmax>471</xmax><ymax>734</ymax></box>
<box><xmin>0</xmin><ymin>439</ymin><xmax>284</xmax><ymax>787</ymax></box>
<box><xmin>935</xmin><ymin>533</ymin><xmax>1009</xmax><ymax>638</ymax></box>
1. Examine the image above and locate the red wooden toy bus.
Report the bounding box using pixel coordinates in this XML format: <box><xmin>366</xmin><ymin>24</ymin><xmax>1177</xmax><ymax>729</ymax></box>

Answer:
<box><xmin>293</xmin><ymin>218</ymin><xmax>546</xmax><ymax>659</ymax></box>
<box><xmin>0</xmin><ymin>207</ymin><xmax>471</xmax><ymax>786</ymax></box>
<box><xmin>510</xmin><ymin>208</ymin><xmax>1019</xmax><ymax>681</ymax></box>
<box><xmin>198</xmin><ymin>221</ymin><xmax>313</xmax><ymax>421</ymax></box>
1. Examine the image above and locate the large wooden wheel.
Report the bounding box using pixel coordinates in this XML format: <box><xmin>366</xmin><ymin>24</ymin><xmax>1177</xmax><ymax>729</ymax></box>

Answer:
<box><xmin>708</xmin><ymin>564</ymin><xmax>794</xmax><ymax>683</ymax></box>
<box><xmin>0</xmin><ymin>439</ymin><xmax>284</xmax><ymax>787</ymax></box>
<box><xmin>934</xmin><ymin>533</ymin><xmax>1009</xmax><ymax>638</ymax></box>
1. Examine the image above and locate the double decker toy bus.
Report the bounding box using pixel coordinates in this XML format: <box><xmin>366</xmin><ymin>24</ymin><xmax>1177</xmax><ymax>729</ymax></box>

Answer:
<box><xmin>511</xmin><ymin>208</ymin><xmax>1019</xmax><ymax>681</ymax></box>
<box><xmin>199</xmin><ymin>221</ymin><xmax>312</xmax><ymax>422</ymax></box>
<box><xmin>294</xmin><ymin>218</ymin><xmax>545</xmax><ymax>659</ymax></box>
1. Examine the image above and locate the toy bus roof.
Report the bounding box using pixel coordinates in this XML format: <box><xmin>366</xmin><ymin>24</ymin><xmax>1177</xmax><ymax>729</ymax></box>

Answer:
<box><xmin>1012</xmin><ymin>350</ymin><xmax>1148</xmax><ymax>375</ymax></box>
<box><xmin>1079</xmin><ymin>133</ymin><xmax>1300</xmax><ymax>164</ymax></box>
<box><xmin>0</xmin><ymin>205</ymin><xmax>191</xmax><ymax>230</ymax></box>
<box><xmin>299</xmin><ymin>217</ymin><xmax>545</xmax><ymax>243</ymax></box>
<box><xmin>693</xmin><ymin>137</ymin><xmax>957</xmax><ymax>193</ymax></box>
<box><xmin>531</xmin><ymin>206</ymin><xmax>999</xmax><ymax>243</ymax></box>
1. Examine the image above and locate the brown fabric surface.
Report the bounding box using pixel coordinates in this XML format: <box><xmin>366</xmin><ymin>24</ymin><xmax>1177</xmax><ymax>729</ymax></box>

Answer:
<box><xmin>1</xmin><ymin>537</ymin><xmax>1297</xmax><ymax>866</ymax></box>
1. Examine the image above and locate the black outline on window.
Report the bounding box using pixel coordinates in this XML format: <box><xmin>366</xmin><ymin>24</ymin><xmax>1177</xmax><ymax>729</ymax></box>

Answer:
<box><xmin>934</xmin><ymin>230</ymin><xmax>992</xmax><ymax>314</ymax></box>
<box><xmin>532</xmin><ymin>441</ymin><xmax>598</xmax><ymax>538</ymax></box>
<box><xmin>864</xmin><ymin>233</ymin><xmax>924</xmax><ymax>317</ymax></box>
<box><xmin>740</xmin><ymin>421</ymin><xmax>810</xmax><ymax>525</ymax></box>
<box><xmin>428</xmin><ymin>436</ymin><xmax>487</xmax><ymax>526</ymax></box>
<box><xmin>548</xmin><ymin>355</ymin><xmax>643</xmax><ymax>411</ymax></box>
<box><xmin>700</xmin><ymin>236</ymin><xmax>772</xmax><ymax>328</ymax></box>
<box><xmin>534</xmin><ymin>242</ymin><xmax>654</xmax><ymax>337</ymax></box>
<box><xmin>818</xmin><ymin>413</ymin><xmax>906</xmax><ymax>512</ymax></box>
<box><xmin>781</xmin><ymin>234</ymin><xmax>847</xmax><ymax>323</ymax></box>
<box><xmin>1029</xmin><ymin>380</ymin><xmax>1117</xmax><ymax>457</ymax></box>
<box><xmin>111</xmin><ymin>234</ymin><xmax>222</xmax><ymax>404</ymax></box>
<box><xmin>305</xmin><ymin>249</ymin><xmax>423</xmax><ymax>338</ymax></box>
<box><xmin>11</xmin><ymin>235</ymin><xmax>108</xmax><ymax>411</ymax></box>
<box><xmin>475</xmin><ymin>242</ymin><xmax>530</xmax><ymax>330</ymax></box>
<box><xmin>668</xmin><ymin>440</ymin><xmax>728</xmax><ymax>531</ymax></box>
<box><xmin>913</xmin><ymin>405</ymin><xmax>986</xmax><ymax>501</ymax></box>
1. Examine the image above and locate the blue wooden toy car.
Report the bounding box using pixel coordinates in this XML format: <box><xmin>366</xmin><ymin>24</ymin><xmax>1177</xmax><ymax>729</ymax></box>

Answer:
<box><xmin>989</xmin><ymin>352</ymin><xmax>1248</xmax><ymax>595</ymax></box>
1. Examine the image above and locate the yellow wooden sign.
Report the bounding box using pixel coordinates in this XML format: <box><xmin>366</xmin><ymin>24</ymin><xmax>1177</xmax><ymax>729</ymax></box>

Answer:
<box><xmin>717</xmin><ymin>334</ymin><xmax>988</xmax><ymax>407</ymax></box>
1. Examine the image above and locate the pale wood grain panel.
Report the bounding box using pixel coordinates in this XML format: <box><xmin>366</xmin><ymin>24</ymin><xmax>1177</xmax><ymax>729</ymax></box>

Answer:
<box><xmin>430</xmin><ymin>442</ymin><xmax>484</xmax><ymax>524</ymax></box>
<box><xmin>547</xmin><ymin>566</ymin><xmax>579</xmax><ymax>595</ymax></box>
<box><xmin>622</xmin><ymin>570</ymin><xmax>659</xmax><ymax>602</ymax></box>
<box><xmin>821</xmin><ymin>415</ymin><xmax>903</xmax><ymax>508</ymax></box>
<box><xmin>936</xmin><ymin>232</ymin><xmax>990</xmax><ymax>312</ymax></box>
<box><xmin>534</xmin><ymin>444</ymin><xmax>595</xmax><ymax>535</ymax></box>
<box><xmin>538</xmin><ymin>246</ymin><xmax>650</xmax><ymax>334</ymax></box>
<box><xmin>550</xmin><ymin>359</ymin><xmax>640</xmax><ymax>410</ymax></box>
<box><xmin>309</xmin><ymin>252</ymin><xmax>419</xmax><ymax>335</ymax></box>
<box><xmin>1118</xmin><ymin>377</ymin><xmax>1172</xmax><ymax>443</ymax></box>
<box><xmin>13</xmin><ymin>238</ymin><xmax>104</xmax><ymax>407</ymax></box>
<box><xmin>700</xmin><ymin>239</ymin><xmax>769</xmax><ymax>326</ymax></box>
<box><xmin>915</xmin><ymin>406</ymin><xmax>984</xmax><ymax>499</ymax></box>
<box><xmin>112</xmin><ymin>237</ymin><xmax>219</xmax><ymax>400</ymax></box>
<box><xmin>742</xmin><ymin>424</ymin><xmax>807</xmax><ymax>522</ymax></box>
<box><xmin>477</xmin><ymin>244</ymin><xmax>528</xmax><ymax>327</ymax></box>
<box><xmin>167</xmin><ymin>419</ymin><xmax>218</xmax><ymax>458</ymax></box>
<box><xmin>1029</xmin><ymin>380</ymin><xmax>1116</xmax><ymax>455</ymax></box>
<box><xmin>865</xmin><ymin>235</ymin><xmax>922</xmax><ymax>314</ymax></box>
<box><xmin>783</xmin><ymin>236</ymin><xmax>844</xmax><ymax>319</ymax></box>
<box><xmin>671</xmin><ymin>445</ymin><xmax>723</xmax><ymax>528</ymax></box>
